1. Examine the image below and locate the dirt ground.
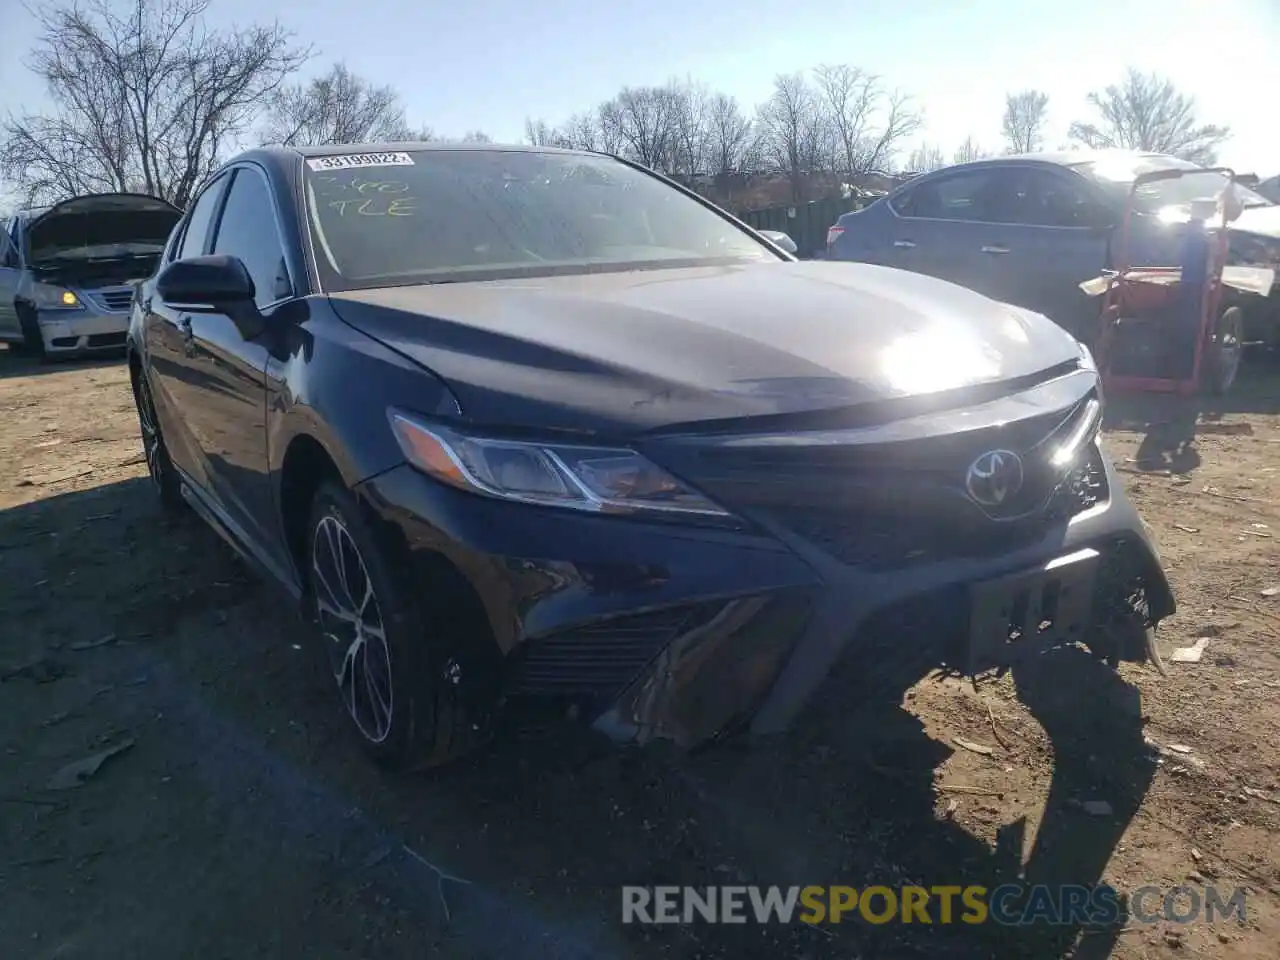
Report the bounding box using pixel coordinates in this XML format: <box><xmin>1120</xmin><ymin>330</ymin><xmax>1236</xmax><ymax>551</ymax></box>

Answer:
<box><xmin>1</xmin><ymin>348</ymin><xmax>1278</xmax><ymax>960</ymax></box>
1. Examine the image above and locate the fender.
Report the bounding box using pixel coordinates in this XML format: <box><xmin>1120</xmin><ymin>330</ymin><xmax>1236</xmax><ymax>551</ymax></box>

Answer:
<box><xmin>265</xmin><ymin>299</ymin><xmax>461</xmax><ymax>510</ymax></box>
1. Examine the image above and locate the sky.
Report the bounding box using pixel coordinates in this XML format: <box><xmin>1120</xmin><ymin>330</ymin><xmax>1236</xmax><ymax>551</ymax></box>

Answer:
<box><xmin>1</xmin><ymin>0</ymin><xmax>1278</xmax><ymax>204</ymax></box>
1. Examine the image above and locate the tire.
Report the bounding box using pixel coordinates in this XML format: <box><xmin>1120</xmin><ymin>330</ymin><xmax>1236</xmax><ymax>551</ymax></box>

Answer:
<box><xmin>132</xmin><ymin>370</ymin><xmax>185</xmax><ymax>511</ymax></box>
<box><xmin>306</xmin><ymin>481</ymin><xmax>481</xmax><ymax>770</ymax></box>
<box><xmin>16</xmin><ymin>305</ymin><xmax>48</xmax><ymax>361</ymax></box>
<box><xmin>1205</xmin><ymin>305</ymin><xmax>1244</xmax><ymax>395</ymax></box>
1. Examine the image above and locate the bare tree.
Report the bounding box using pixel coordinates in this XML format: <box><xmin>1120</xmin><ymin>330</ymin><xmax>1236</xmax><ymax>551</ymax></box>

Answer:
<box><xmin>705</xmin><ymin>93</ymin><xmax>753</xmax><ymax>176</ymax></box>
<box><xmin>905</xmin><ymin>143</ymin><xmax>946</xmax><ymax>173</ymax></box>
<box><xmin>1068</xmin><ymin>69</ymin><xmax>1229</xmax><ymax>164</ymax></box>
<box><xmin>523</xmin><ymin>117</ymin><xmax>558</xmax><ymax>146</ymax></box>
<box><xmin>953</xmin><ymin>135</ymin><xmax>988</xmax><ymax>164</ymax></box>
<box><xmin>1001</xmin><ymin>89</ymin><xmax>1049</xmax><ymax>153</ymax></box>
<box><xmin>669</xmin><ymin>79</ymin><xmax>711</xmax><ymax>178</ymax></box>
<box><xmin>458</xmin><ymin>130</ymin><xmax>492</xmax><ymax>143</ymax></box>
<box><xmin>260</xmin><ymin>62</ymin><xmax>411</xmax><ymax>147</ymax></box>
<box><xmin>756</xmin><ymin>72</ymin><xmax>826</xmax><ymax>201</ymax></box>
<box><xmin>813</xmin><ymin>64</ymin><xmax>921</xmax><ymax>178</ymax></box>
<box><xmin>562</xmin><ymin>112</ymin><xmax>603</xmax><ymax>151</ymax></box>
<box><xmin>1</xmin><ymin>0</ymin><xmax>308</xmax><ymax>208</ymax></box>
<box><xmin>600</xmin><ymin>85</ymin><xmax>684</xmax><ymax>173</ymax></box>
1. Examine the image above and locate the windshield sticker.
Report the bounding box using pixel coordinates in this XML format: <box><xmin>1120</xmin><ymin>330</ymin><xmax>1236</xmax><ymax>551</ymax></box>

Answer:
<box><xmin>306</xmin><ymin>152</ymin><xmax>415</xmax><ymax>171</ymax></box>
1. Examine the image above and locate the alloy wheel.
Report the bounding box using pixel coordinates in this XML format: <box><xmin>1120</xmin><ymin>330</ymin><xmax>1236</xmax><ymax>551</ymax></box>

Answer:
<box><xmin>311</xmin><ymin>514</ymin><xmax>394</xmax><ymax>743</ymax></box>
<box><xmin>136</xmin><ymin>376</ymin><xmax>165</xmax><ymax>493</ymax></box>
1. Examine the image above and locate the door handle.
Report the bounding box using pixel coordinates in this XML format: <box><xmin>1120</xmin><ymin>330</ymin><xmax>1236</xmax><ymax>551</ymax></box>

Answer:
<box><xmin>981</xmin><ymin>245</ymin><xmax>1011</xmax><ymax>255</ymax></box>
<box><xmin>892</xmin><ymin>240</ymin><xmax>916</xmax><ymax>249</ymax></box>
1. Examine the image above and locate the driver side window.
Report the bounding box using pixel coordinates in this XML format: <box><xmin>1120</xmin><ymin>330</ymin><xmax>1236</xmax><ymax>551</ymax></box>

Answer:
<box><xmin>210</xmin><ymin>167</ymin><xmax>293</xmax><ymax>310</ymax></box>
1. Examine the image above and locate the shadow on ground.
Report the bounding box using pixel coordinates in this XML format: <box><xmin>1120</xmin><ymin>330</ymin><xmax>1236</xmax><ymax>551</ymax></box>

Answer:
<box><xmin>1104</xmin><ymin>355</ymin><xmax>1278</xmax><ymax>476</ymax></box>
<box><xmin>0</xmin><ymin>345</ymin><xmax>126</xmax><ymax>380</ymax></box>
<box><xmin>2</xmin><ymin>476</ymin><xmax>1158</xmax><ymax>959</ymax></box>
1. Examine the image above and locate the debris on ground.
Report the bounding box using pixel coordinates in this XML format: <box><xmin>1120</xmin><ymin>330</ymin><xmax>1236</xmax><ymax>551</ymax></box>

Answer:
<box><xmin>953</xmin><ymin>737</ymin><xmax>995</xmax><ymax>756</ymax></box>
<box><xmin>1169</xmin><ymin>638</ymin><xmax>1210</xmax><ymax>663</ymax></box>
<box><xmin>46</xmin><ymin>739</ymin><xmax>136</xmax><ymax>790</ymax></box>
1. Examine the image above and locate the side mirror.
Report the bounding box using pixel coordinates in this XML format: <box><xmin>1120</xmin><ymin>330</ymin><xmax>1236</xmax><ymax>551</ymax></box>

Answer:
<box><xmin>157</xmin><ymin>255</ymin><xmax>255</xmax><ymax>307</ymax></box>
<box><xmin>157</xmin><ymin>255</ymin><xmax>265</xmax><ymax>339</ymax></box>
<box><xmin>759</xmin><ymin>229</ymin><xmax>798</xmax><ymax>255</ymax></box>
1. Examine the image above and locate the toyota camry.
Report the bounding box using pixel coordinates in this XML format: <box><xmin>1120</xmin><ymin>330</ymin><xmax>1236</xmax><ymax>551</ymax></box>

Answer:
<box><xmin>126</xmin><ymin>143</ymin><xmax>1174</xmax><ymax>769</ymax></box>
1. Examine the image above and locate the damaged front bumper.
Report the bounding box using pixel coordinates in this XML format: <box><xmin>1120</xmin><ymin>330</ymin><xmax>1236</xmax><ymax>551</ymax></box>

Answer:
<box><xmin>357</xmin><ymin>442</ymin><xmax>1174</xmax><ymax>751</ymax></box>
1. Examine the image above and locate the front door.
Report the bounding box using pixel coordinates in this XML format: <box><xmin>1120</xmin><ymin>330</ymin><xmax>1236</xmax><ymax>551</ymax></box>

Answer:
<box><xmin>180</xmin><ymin>165</ymin><xmax>297</xmax><ymax>579</ymax></box>
<box><xmin>886</xmin><ymin>166</ymin><xmax>1012</xmax><ymax>300</ymax></box>
<box><xmin>144</xmin><ymin>172</ymin><xmax>231</xmax><ymax>492</ymax></box>
<box><xmin>980</xmin><ymin>167</ymin><xmax>1113</xmax><ymax>339</ymax></box>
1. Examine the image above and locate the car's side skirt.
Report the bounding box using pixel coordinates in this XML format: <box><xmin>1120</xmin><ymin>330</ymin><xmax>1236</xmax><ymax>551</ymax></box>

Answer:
<box><xmin>176</xmin><ymin>466</ymin><xmax>305</xmax><ymax>605</ymax></box>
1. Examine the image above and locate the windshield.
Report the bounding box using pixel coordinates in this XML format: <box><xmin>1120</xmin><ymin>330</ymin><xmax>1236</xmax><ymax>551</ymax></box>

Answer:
<box><xmin>304</xmin><ymin>149</ymin><xmax>775</xmax><ymax>289</ymax></box>
<box><xmin>1072</xmin><ymin>154</ymin><xmax>1271</xmax><ymax>213</ymax></box>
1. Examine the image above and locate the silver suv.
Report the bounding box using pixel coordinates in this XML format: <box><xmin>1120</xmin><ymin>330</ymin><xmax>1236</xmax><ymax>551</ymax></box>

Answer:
<box><xmin>0</xmin><ymin>193</ymin><xmax>181</xmax><ymax>360</ymax></box>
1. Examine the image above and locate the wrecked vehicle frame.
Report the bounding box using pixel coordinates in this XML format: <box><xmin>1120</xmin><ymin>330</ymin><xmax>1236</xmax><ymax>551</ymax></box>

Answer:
<box><xmin>125</xmin><ymin>142</ymin><xmax>1175</xmax><ymax>769</ymax></box>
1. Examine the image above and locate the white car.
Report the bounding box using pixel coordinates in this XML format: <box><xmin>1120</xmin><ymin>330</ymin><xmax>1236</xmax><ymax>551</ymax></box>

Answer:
<box><xmin>0</xmin><ymin>193</ymin><xmax>181</xmax><ymax>360</ymax></box>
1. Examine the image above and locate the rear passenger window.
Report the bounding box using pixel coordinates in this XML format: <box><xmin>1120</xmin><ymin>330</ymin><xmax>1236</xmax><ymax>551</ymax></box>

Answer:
<box><xmin>891</xmin><ymin>170</ymin><xmax>1006</xmax><ymax>222</ymax></box>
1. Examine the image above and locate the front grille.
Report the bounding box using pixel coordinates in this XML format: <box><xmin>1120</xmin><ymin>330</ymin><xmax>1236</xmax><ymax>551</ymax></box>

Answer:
<box><xmin>769</xmin><ymin>444</ymin><xmax>1108</xmax><ymax>570</ymax></box>
<box><xmin>509</xmin><ymin>601</ymin><xmax>725</xmax><ymax>696</ymax></box>
<box><xmin>86</xmin><ymin>332</ymin><xmax>126</xmax><ymax>347</ymax></box>
<box><xmin>89</xmin><ymin>288</ymin><xmax>136</xmax><ymax>312</ymax></box>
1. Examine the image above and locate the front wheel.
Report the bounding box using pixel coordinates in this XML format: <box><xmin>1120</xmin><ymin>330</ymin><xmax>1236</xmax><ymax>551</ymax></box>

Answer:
<box><xmin>10</xmin><ymin>305</ymin><xmax>47</xmax><ymax>360</ymax></box>
<box><xmin>307</xmin><ymin>482</ymin><xmax>483</xmax><ymax>770</ymax></box>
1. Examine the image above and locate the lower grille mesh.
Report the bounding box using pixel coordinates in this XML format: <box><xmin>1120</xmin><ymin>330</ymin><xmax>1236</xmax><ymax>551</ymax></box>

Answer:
<box><xmin>510</xmin><ymin>601</ymin><xmax>725</xmax><ymax>696</ymax></box>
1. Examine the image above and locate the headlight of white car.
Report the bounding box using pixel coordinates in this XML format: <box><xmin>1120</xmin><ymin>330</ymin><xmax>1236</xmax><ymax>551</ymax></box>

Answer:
<box><xmin>388</xmin><ymin>410</ymin><xmax>740</xmax><ymax>525</ymax></box>
<box><xmin>30</xmin><ymin>282</ymin><xmax>84</xmax><ymax>310</ymax></box>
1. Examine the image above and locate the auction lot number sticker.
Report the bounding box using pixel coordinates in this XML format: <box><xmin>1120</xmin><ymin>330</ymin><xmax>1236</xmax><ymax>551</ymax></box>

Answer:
<box><xmin>306</xmin><ymin>152</ymin><xmax>416</xmax><ymax>171</ymax></box>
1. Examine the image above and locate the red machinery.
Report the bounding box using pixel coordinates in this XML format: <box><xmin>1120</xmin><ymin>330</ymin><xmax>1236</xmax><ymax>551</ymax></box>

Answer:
<box><xmin>1094</xmin><ymin>167</ymin><xmax>1244</xmax><ymax>396</ymax></box>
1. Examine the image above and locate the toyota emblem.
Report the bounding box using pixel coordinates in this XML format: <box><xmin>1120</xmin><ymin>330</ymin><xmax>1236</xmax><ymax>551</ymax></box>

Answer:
<box><xmin>965</xmin><ymin>449</ymin><xmax>1024</xmax><ymax>507</ymax></box>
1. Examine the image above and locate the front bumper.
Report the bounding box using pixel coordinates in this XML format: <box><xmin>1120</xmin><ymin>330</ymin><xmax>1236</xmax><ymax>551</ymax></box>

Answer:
<box><xmin>356</xmin><ymin>446</ymin><xmax>1173</xmax><ymax>749</ymax></box>
<box><xmin>35</xmin><ymin>308</ymin><xmax>130</xmax><ymax>355</ymax></box>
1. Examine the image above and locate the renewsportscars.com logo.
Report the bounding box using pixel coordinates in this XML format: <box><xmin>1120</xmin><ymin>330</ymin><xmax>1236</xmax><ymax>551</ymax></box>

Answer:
<box><xmin>621</xmin><ymin>884</ymin><xmax>1248</xmax><ymax>927</ymax></box>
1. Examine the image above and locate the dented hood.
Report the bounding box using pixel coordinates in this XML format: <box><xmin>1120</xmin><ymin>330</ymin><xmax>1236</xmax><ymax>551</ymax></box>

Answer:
<box><xmin>26</xmin><ymin>193</ymin><xmax>181</xmax><ymax>266</ymax></box>
<box><xmin>328</xmin><ymin>261</ymin><xmax>1085</xmax><ymax>436</ymax></box>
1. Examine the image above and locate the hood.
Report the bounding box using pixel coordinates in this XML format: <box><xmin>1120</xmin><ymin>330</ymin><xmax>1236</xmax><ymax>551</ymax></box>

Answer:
<box><xmin>26</xmin><ymin>193</ymin><xmax>182</xmax><ymax>266</ymax></box>
<box><xmin>1231</xmin><ymin>203</ymin><xmax>1280</xmax><ymax>241</ymax></box>
<box><xmin>328</xmin><ymin>261</ymin><xmax>1085</xmax><ymax>436</ymax></box>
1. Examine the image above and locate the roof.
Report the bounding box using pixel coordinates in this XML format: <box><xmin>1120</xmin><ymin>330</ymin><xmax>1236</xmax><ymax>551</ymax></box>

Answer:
<box><xmin>955</xmin><ymin>148</ymin><xmax>1179</xmax><ymax>170</ymax></box>
<box><xmin>267</xmin><ymin>141</ymin><xmax>585</xmax><ymax>159</ymax></box>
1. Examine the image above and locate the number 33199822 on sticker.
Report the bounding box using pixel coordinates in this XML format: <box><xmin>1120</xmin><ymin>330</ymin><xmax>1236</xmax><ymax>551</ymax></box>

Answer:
<box><xmin>306</xmin><ymin>152</ymin><xmax>416</xmax><ymax>171</ymax></box>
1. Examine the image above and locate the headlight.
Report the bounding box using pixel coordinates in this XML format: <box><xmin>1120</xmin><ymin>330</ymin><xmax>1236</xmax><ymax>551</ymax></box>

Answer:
<box><xmin>1049</xmin><ymin>398</ymin><xmax>1102</xmax><ymax>468</ymax></box>
<box><xmin>30</xmin><ymin>283</ymin><xmax>83</xmax><ymax>310</ymax></box>
<box><xmin>389</xmin><ymin>410</ymin><xmax>739</xmax><ymax>524</ymax></box>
